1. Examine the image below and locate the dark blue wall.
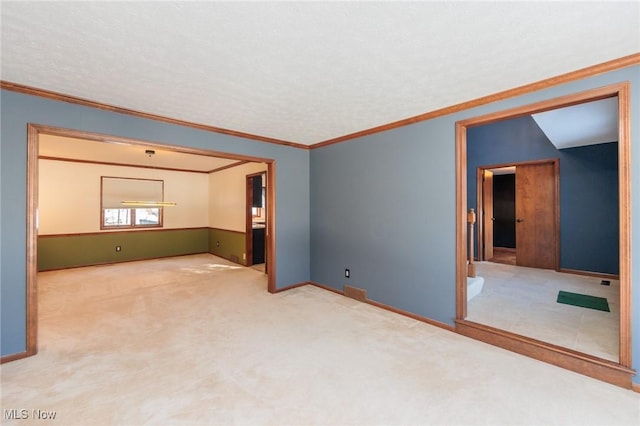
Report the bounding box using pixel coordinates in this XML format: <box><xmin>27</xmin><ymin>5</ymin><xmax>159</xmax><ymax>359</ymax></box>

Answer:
<box><xmin>467</xmin><ymin>116</ymin><xmax>619</xmax><ymax>274</ymax></box>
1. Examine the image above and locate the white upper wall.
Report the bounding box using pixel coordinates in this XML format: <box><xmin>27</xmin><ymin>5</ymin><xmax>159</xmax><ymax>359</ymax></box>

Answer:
<box><xmin>40</xmin><ymin>158</ymin><xmax>269</xmax><ymax>235</ymax></box>
<box><xmin>209</xmin><ymin>162</ymin><xmax>268</xmax><ymax>232</ymax></box>
<box><xmin>39</xmin><ymin>160</ymin><xmax>209</xmax><ymax>234</ymax></box>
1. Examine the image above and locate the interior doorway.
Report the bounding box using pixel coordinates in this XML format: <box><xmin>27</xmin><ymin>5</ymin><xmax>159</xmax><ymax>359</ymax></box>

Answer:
<box><xmin>25</xmin><ymin>124</ymin><xmax>277</xmax><ymax>359</ymax></box>
<box><xmin>483</xmin><ymin>168</ymin><xmax>515</xmax><ymax>265</ymax></box>
<box><xmin>455</xmin><ymin>82</ymin><xmax>633</xmax><ymax>387</ymax></box>
<box><xmin>477</xmin><ymin>159</ymin><xmax>559</xmax><ymax>270</ymax></box>
<box><xmin>246</xmin><ymin>171</ymin><xmax>267</xmax><ymax>271</ymax></box>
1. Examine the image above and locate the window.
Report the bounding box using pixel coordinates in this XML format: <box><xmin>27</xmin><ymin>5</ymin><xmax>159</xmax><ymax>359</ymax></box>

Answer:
<box><xmin>101</xmin><ymin>177</ymin><xmax>164</xmax><ymax>229</ymax></box>
<box><xmin>103</xmin><ymin>208</ymin><xmax>131</xmax><ymax>227</ymax></box>
<box><xmin>102</xmin><ymin>207</ymin><xmax>160</xmax><ymax>227</ymax></box>
<box><xmin>134</xmin><ymin>208</ymin><xmax>160</xmax><ymax>225</ymax></box>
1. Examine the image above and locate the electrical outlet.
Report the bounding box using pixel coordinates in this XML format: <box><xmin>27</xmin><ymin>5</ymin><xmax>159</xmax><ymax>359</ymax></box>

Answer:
<box><xmin>115</xmin><ymin>246</ymin><xmax>121</xmax><ymax>252</ymax></box>
<box><xmin>216</xmin><ymin>241</ymin><xmax>220</xmax><ymax>247</ymax></box>
<box><xmin>345</xmin><ymin>268</ymin><xmax>350</xmax><ymax>278</ymax></box>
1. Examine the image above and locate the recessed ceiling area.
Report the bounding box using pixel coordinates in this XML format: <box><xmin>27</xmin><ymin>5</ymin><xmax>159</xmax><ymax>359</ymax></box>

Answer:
<box><xmin>39</xmin><ymin>135</ymin><xmax>244</xmax><ymax>173</ymax></box>
<box><xmin>2</xmin><ymin>2</ymin><xmax>638</xmax><ymax>145</ymax></box>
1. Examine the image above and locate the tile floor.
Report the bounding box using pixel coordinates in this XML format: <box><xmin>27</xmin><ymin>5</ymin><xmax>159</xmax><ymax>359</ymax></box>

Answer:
<box><xmin>467</xmin><ymin>261</ymin><xmax>619</xmax><ymax>361</ymax></box>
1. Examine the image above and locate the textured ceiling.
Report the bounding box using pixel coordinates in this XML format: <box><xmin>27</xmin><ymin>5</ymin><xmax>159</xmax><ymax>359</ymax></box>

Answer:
<box><xmin>1</xmin><ymin>2</ymin><xmax>639</xmax><ymax>146</ymax></box>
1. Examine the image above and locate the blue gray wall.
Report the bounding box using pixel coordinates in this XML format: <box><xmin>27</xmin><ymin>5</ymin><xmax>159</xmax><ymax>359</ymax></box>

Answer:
<box><xmin>467</xmin><ymin>116</ymin><xmax>619</xmax><ymax>274</ymax></box>
<box><xmin>311</xmin><ymin>123</ymin><xmax>456</xmax><ymax>322</ymax></box>
<box><xmin>3</xmin><ymin>65</ymin><xmax>639</xmax><ymax>385</ymax></box>
<box><xmin>0</xmin><ymin>91</ymin><xmax>310</xmax><ymax>357</ymax></box>
<box><xmin>310</xmin><ymin>65</ymin><xmax>640</xmax><ymax>383</ymax></box>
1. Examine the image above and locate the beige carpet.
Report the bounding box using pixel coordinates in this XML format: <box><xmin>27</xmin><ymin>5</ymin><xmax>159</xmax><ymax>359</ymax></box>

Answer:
<box><xmin>1</xmin><ymin>254</ymin><xmax>638</xmax><ymax>425</ymax></box>
<box><xmin>468</xmin><ymin>261</ymin><xmax>620</xmax><ymax>361</ymax></box>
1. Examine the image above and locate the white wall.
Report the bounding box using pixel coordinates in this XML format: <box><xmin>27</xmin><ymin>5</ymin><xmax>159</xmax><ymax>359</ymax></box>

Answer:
<box><xmin>39</xmin><ymin>159</ymin><xmax>209</xmax><ymax>234</ymax></box>
<box><xmin>39</xmin><ymin>159</ymin><xmax>268</xmax><ymax>235</ymax></box>
<box><xmin>209</xmin><ymin>162</ymin><xmax>268</xmax><ymax>232</ymax></box>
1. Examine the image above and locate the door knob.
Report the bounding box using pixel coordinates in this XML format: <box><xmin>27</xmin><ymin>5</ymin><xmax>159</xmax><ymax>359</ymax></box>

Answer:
<box><xmin>516</xmin><ymin>218</ymin><xmax>524</xmax><ymax>223</ymax></box>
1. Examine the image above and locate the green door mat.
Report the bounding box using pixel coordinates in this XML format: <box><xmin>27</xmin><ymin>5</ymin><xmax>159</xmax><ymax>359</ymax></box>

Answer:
<box><xmin>557</xmin><ymin>291</ymin><xmax>610</xmax><ymax>312</ymax></box>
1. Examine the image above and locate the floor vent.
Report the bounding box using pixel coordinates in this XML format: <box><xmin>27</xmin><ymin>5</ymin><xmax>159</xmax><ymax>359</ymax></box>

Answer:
<box><xmin>344</xmin><ymin>285</ymin><xmax>367</xmax><ymax>302</ymax></box>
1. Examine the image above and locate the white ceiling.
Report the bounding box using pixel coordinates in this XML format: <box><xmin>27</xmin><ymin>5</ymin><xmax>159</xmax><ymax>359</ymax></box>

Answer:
<box><xmin>532</xmin><ymin>98</ymin><xmax>619</xmax><ymax>150</ymax></box>
<box><xmin>1</xmin><ymin>2</ymin><xmax>639</xmax><ymax>146</ymax></box>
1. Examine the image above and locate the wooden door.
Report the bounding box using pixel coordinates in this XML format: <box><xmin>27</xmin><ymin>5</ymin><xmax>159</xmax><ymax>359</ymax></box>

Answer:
<box><xmin>515</xmin><ymin>162</ymin><xmax>558</xmax><ymax>269</ymax></box>
<box><xmin>483</xmin><ymin>170</ymin><xmax>494</xmax><ymax>260</ymax></box>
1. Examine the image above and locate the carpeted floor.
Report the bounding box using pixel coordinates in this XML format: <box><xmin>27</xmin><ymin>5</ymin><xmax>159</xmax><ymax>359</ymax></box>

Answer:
<box><xmin>468</xmin><ymin>261</ymin><xmax>619</xmax><ymax>361</ymax></box>
<box><xmin>250</xmin><ymin>262</ymin><xmax>266</xmax><ymax>273</ymax></box>
<box><xmin>1</xmin><ymin>254</ymin><xmax>638</xmax><ymax>425</ymax></box>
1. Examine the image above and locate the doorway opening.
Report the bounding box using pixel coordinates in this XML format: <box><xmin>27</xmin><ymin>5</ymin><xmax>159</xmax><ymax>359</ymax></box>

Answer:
<box><xmin>455</xmin><ymin>82</ymin><xmax>633</xmax><ymax>388</ymax></box>
<box><xmin>246</xmin><ymin>171</ymin><xmax>267</xmax><ymax>272</ymax></box>
<box><xmin>25</xmin><ymin>124</ymin><xmax>277</xmax><ymax>358</ymax></box>
<box><xmin>480</xmin><ymin>166</ymin><xmax>516</xmax><ymax>265</ymax></box>
<box><xmin>477</xmin><ymin>159</ymin><xmax>559</xmax><ymax>270</ymax></box>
